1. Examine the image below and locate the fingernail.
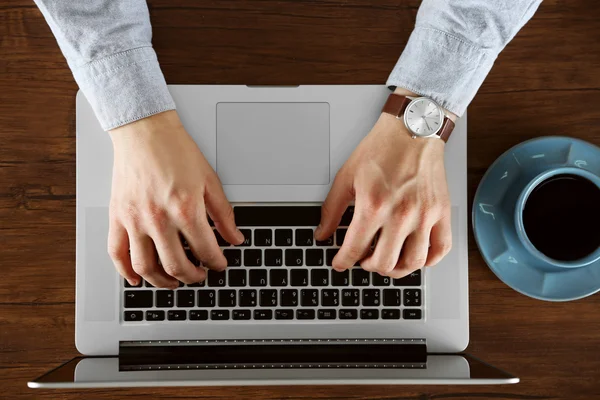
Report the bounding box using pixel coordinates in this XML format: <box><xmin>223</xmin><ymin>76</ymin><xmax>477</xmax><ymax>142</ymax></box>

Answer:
<box><xmin>314</xmin><ymin>224</ymin><xmax>322</xmax><ymax>237</ymax></box>
<box><xmin>128</xmin><ymin>279</ymin><xmax>139</xmax><ymax>286</ymax></box>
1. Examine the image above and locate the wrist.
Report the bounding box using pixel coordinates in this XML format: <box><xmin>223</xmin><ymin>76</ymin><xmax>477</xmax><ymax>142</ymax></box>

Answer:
<box><xmin>108</xmin><ymin>110</ymin><xmax>182</xmax><ymax>146</ymax></box>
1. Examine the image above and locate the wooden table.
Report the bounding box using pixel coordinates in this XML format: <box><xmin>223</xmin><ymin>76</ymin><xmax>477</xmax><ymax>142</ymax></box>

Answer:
<box><xmin>1</xmin><ymin>0</ymin><xmax>599</xmax><ymax>398</ymax></box>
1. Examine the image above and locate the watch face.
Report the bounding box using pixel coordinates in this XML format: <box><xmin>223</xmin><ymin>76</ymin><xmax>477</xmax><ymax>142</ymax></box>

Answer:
<box><xmin>403</xmin><ymin>98</ymin><xmax>444</xmax><ymax>137</ymax></box>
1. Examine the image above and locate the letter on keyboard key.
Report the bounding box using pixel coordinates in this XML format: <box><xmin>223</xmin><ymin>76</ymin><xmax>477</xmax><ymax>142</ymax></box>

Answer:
<box><xmin>249</xmin><ymin>269</ymin><xmax>267</xmax><ymax>286</ymax></box>
<box><xmin>211</xmin><ymin>310</ymin><xmax>230</xmax><ymax>320</ymax></box>
<box><xmin>318</xmin><ymin>309</ymin><xmax>336</xmax><ymax>320</ymax></box>
<box><xmin>233</xmin><ymin>310</ymin><xmax>251</xmax><ymax>320</ymax></box>
<box><xmin>269</xmin><ymin>269</ymin><xmax>288</xmax><ymax>286</ymax></box>
<box><xmin>372</xmin><ymin>274</ymin><xmax>391</xmax><ymax>286</ymax></box>
<box><xmin>197</xmin><ymin>290</ymin><xmax>216</xmax><ymax>307</ymax></box>
<box><xmin>310</xmin><ymin>269</ymin><xmax>329</xmax><ymax>286</ymax></box>
<box><xmin>301</xmin><ymin>289</ymin><xmax>319</xmax><ymax>306</ymax></box>
<box><xmin>244</xmin><ymin>249</ymin><xmax>262</xmax><ymax>266</ymax></box>
<box><xmin>254</xmin><ymin>309</ymin><xmax>273</xmax><ymax>320</ymax></box>
<box><xmin>280</xmin><ymin>289</ymin><xmax>298</xmax><ymax>306</ymax></box>
<box><xmin>383</xmin><ymin>289</ymin><xmax>401</xmax><ymax>306</ymax></box>
<box><xmin>260</xmin><ymin>289</ymin><xmax>278</xmax><ymax>307</ymax></box>
<box><xmin>124</xmin><ymin>290</ymin><xmax>153</xmax><ymax>308</ymax></box>
<box><xmin>290</xmin><ymin>269</ymin><xmax>308</xmax><ymax>286</ymax></box>
<box><xmin>316</xmin><ymin>236</ymin><xmax>333</xmax><ymax>246</ymax></box>
<box><xmin>176</xmin><ymin>290</ymin><xmax>195</xmax><ymax>307</ymax></box>
<box><xmin>321</xmin><ymin>289</ymin><xmax>339</xmax><ymax>306</ymax></box>
<box><xmin>382</xmin><ymin>309</ymin><xmax>401</xmax><ymax>319</ymax></box>
<box><xmin>362</xmin><ymin>289</ymin><xmax>380</xmax><ymax>306</ymax></box>
<box><xmin>265</xmin><ymin>249</ymin><xmax>283</xmax><ymax>266</ymax></box>
<box><xmin>306</xmin><ymin>249</ymin><xmax>324</xmax><ymax>266</ymax></box>
<box><xmin>360</xmin><ymin>309</ymin><xmax>379</xmax><ymax>319</ymax></box>
<box><xmin>295</xmin><ymin>229</ymin><xmax>314</xmax><ymax>246</ymax></box>
<box><xmin>393</xmin><ymin>269</ymin><xmax>422</xmax><ymax>286</ymax></box>
<box><xmin>228</xmin><ymin>269</ymin><xmax>247</xmax><ymax>287</ymax></box>
<box><xmin>239</xmin><ymin>290</ymin><xmax>257</xmax><ymax>307</ymax></box>
<box><xmin>296</xmin><ymin>309</ymin><xmax>315</xmax><ymax>320</ymax></box>
<box><xmin>403</xmin><ymin>309</ymin><xmax>422</xmax><ymax>319</ymax></box>
<box><xmin>156</xmin><ymin>290</ymin><xmax>174</xmax><ymax>308</ymax></box>
<box><xmin>254</xmin><ymin>229</ymin><xmax>272</xmax><ymax>246</ymax></box>
<box><xmin>404</xmin><ymin>289</ymin><xmax>422</xmax><ymax>306</ymax></box>
<box><xmin>237</xmin><ymin>229</ymin><xmax>252</xmax><ymax>246</ymax></box>
<box><xmin>146</xmin><ymin>310</ymin><xmax>165</xmax><ymax>321</ymax></box>
<box><xmin>275</xmin><ymin>309</ymin><xmax>294</xmax><ymax>320</ymax></box>
<box><xmin>342</xmin><ymin>289</ymin><xmax>360</xmax><ymax>306</ymax></box>
<box><xmin>339</xmin><ymin>309</ymin><xmax>358</xmax><ymax>319</ymax></box>
<box><xmin>167</xmin><ymin>310</ymin><xmax>187</xmax><ymax>321</ymax></box>
<box><xmin>224</xmin><ymin>249</ymin><xmax>242</xmax><ymax>267</ymax></box>
<box><xmin>124</xmin><ymin>311</ymin><xmax>143</xmax><ymax>321</ymax></box>
<box><xmin>275</xmin><ymin>229</ymin><xmax>293</xmax><ymax>246</ymax></box>
<box><xmin>189</xmin><ymin>310</ymin><xmax>209</xmax><ymax>320</ymax></box>
<box><xmin>208</xmin><ymin>270</ymin><xmax>226</xmax><ymax>287</ymax></box>
<box><xmin>218</xmin><ymin>290</ymin><xmax>236</xmax><ymax>307</ymax></box>
<box><xmin>285</xmin><ymin>249</ymin><xmax>303</xmax><ymax>266</ymax></box>
<box><xmin>331</xmin><ymin>270</ymin><xmax>349</xmax><ymax>286</ymax></box>
<box><xmin>351</xmin><ymin>269</ymin><xmax>370</xmax><ymax>286</ymax></box>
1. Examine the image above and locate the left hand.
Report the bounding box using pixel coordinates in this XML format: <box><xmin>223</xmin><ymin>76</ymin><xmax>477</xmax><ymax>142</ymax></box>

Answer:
<box><xmin>314</xmin><ymin>110</ymin><xmax>453</xmax><ymax>278</ymax></box>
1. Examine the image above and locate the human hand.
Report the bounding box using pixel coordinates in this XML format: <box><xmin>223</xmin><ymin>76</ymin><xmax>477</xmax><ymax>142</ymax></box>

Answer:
<box><xmin>107</xmin><ymin>111</ymin><xmax>244</xmax><ymax>288</ymax></box>
<box><xmin>315</xmin><ymin>107</ymin><xmax>453</xmax><ymax>278</ymax></box>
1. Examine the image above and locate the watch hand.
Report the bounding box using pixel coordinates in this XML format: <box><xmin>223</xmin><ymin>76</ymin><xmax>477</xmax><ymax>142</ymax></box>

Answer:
<box><xmin>425</xmin><ymin>120</ymin><xmax>432</xmax><ymax>131</ymax></box>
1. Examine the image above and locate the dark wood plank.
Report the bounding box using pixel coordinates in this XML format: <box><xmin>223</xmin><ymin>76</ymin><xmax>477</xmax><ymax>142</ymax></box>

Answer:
<box><xmin>1</xmin><ymin>0</ymin><xmax>600</xmax><ymax>399</ymax></box>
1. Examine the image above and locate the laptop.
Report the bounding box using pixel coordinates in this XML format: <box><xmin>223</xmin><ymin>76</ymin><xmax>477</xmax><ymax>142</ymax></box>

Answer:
<box><xmin>29</xmin><ymin>85</ymin><xmax>517</xmax><ymax>388</ymax></box>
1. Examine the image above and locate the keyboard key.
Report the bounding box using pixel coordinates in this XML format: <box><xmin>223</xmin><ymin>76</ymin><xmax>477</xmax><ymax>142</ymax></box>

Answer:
<box><xmin>197</xmin><ymin>290</ymin><xmax>216</xmax><ymax>307</ymax></box>
<box><xmin>224</xmin><ymin>249</ymin><xmax>242</xmax><ymax>267</ymax></box>
<box><xmin>176</xmin><ymin>290</ymin><xmax>195</xmax><ymax>307</ymax></box>
<box><xmin>208</xmin><ymin>270</ymin><xmax>227</xmax><ymax>287</ymax></box>
<box><xmin>306</xmin><ymin>249</ymin><xmax>324</xmax><ymax>266</ymax></box>
<box><xmin>275</xmin><ymin>229</ymin><xmax>293</xmax><ymax>246</ymax></box>
<box><xmin>237</xmin><ymin>229</ymin><xmax>252</xmax><ymax>246</ymax></box>
<box><xmin>336</xmin><ymin>228</ymin><xmax>347</xmax><ymax>246</ymax></box>
<box><xmin>167</xmin><ymin>310</ymin><xmax>187</xmax><ymax>321</ymax></box>
<box><xmin>146</xmin><ymin>310</ymin><xmax>165</xmax><ymax>321</ymax></box>
<box><xmin>233</xmin><ymin>310</ymin><xmax>251</xmax><ymax>320</ymax></box>
<box><xmin>321</xmin><ymin>289</ymin><xmax>339</xmax><ymax>306</ymax></box>
<box><xmin>188</xmin><ymin>280</ymin><xmax>205</xmax><ymax>287</ymax></box>
<box><xmin>295</xmin><ymin>229</ymin><xmax>314</xmax><ymax>246</ymax></box>
<box><xmin>340</xmin><ymin>206</ymin><xmax>354</xmax><ymax>226</ymax></box>
<box><xmin>270</xmin><ymin>269</ymin><xmax>288</xmax><ymax>286</ymax></box>
<box><xmin>275</xmin><ymin>309</ymin><xmax>294</xmax><ymax>320</ymax></box>
<box><xmin>145</xmin><ymin>281</ymin><xmax>155</xmax><ymax>288</ymax></box>
<box><xmin>229</xmin><ymin>269</ymin><xmax>247</xmax><ymax>287</ymax></box>
<box><xmin>239</xmin><ymin>289</ymin><xmax>257</xmax><ymax>307</ymax></box>
<box><xmin>316</xmin><ymin>236</ymin><xmax>333</xmax><ymax>246</ymax></box>
<box><xmin>244</xmin><ymin>249</ymin><xmax>262</xmax><ymax>266</ymax></box>
<box><xmin>404</xmin><ymin>289</ymin><xmax>422</xmax><ymax>306</ymax></box>
<box><xmin>326</xmin><ymin>249</ymin><xmax>338</xmax><ymax>266</ymax></box>
<box><xmin>254</xmin><ymin>229</ymin><xmax>273</xmax><ymax>246</ymax></box>
<box><xmin>214</xmin><ymin>230</ymin><xmax>229</xmax><ymax>246</ymax></box>
<box><xmin>342</xmin><ymin>289</ymin><xmax>360</xmax><ymax>306</ymax></box>
<box><xmin>218</xmin><ymin>290</ymin><xmax>236</xmax><ymax>307</ymax></box>
<box><xmin>234</xmin><ymin>206</ymin><xmax>321</xmax><ymax>226</ymax></box>
<box><xmin>249</xmin><ymin>269</ymin><xmax>267</xmax><ymax>286</ymax></box>
<box><xmin>124</xmin><ymin>279</ymin><xmax>142</xmax><ymax>288</ymax></box>
<box><xmin>361</xmin><ymin>309</ymin><xmax>379</xmax><ymax>319</ymax></box>
<box><xmin>362</xmin><ymin>289</ymin><xmax>381</xmax><ymax>306</ymax></box>
<box><xmin>290</xmin><ymin>269</ymin><xmax>309</xmax><ymax>286</ymax></box>
<box><xmin>318</xmin><ymin>309</ymin><xmax>336</xmax><ymax>320</ymax></box>
<box><xmin>331</xmin><ymin>270</ymin><xmax>350</xmax><ymax>286</ymax></box>
<box><xmin>382</xmin><ymin>309</ymin><xmax>401</xmax><ymax>319</ymax></box>
<box><xmin>393</xmin><ymin>269</ymin><xmax>422</xmax><ymax>286</ymax></box>
<box><xmin>372</xmin><ymin>274</ymin><xmax>391</xmax><ymax>286</ymax></box>
<box><xmin>178</xmin><ymin>281</ymin><xmax>185</xmax><ymax>288</ymax></box>
<box><xmin>383</xmin><ymin>289</ymin><xmax>401</xmax><ymax>306</ymax></box>
<box><xmin>297</xmin><ymin>309</ymin><xmax>316</xmax><ymax>320</ymax></box>
<box><xmin>339</xmin><ymin>309</ymin><xmax>358</xmax><ymax>319</ymax></box>
<box><xmin>156</xmin><ymin>290</ymin><xmax>174</xmax><ymax>308</ymax></box>
<box><xmin>185</xmin><ymin>249</ymin><xmax>201</xmax><ymax>267</ymax></box>
<box><xmin>254</xmin><ymin>309</ymin><xmax>273</xmax><ymax>320</ymax></box>
<box><xmin>311</xmin><ymin>269</ymin><xmax>329</xmax><ymax>286</ymax></box>
<box><xmin>189</xmin><ymin>310</ymin><xmax>209</xmax><ymax>320</ymax></box>
<box><xmin>124</xmin><ymin>311</ymin><xmax>143</xmax><ymax>321</ymax></box>
<box><xmin>280</xmin><ymin>289</ymin><xmax>298</xmax><ymax>306</ymax></box>
<box><xmin>265</xmin><ymin>249</ymin><xmax>283</xmax><ymax>266</ymax></box>
<box><xmin>301</xmin><ymin>289</ymin><xmax>319</xmax><ymax>306</ymax></box>
<box><xmin>211</xmin><ymin>310</ymin><xmax>230</xmax><ymax>320</ymax></box>
<box><xmin>260</xmin><ymin>289</ymin><xmax>278</xmax><ymax>307</ymax></box>
<box><xmin>285</xmin><ymin>249</ymin><xmax>303</xmax><ymax>266</ymax></box>
<box><xmin>403</xmin><ymin>309</ymin><xmax>422</xmax><ymax>319</ymax></box>
<box><xmin>124</xmin><ymin>290</ymin><xmax>153</xmax><ymax>308</ymax></box>
<box><xmin>352</xmin><ymin>269</ymin><xmax>370</xmax><ymax>286</ymax></box>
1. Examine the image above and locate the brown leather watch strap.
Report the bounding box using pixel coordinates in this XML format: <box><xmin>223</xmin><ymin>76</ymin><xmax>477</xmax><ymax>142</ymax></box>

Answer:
<box><xmin>381</xmin><ymin>93</ymin><xmax>454</xmax><ymax>143</ymax></box>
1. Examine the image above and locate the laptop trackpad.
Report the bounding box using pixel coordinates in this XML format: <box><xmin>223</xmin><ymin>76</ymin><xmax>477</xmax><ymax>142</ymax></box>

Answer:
<box><xmin>216</xmin><ymin>102</ymin><xmax>330</xmax><ymax>185</ymax></box>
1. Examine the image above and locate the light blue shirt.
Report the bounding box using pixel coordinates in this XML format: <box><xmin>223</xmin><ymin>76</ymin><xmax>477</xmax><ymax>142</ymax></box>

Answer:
<box><xmin>35</xmin><ymin>0</ymin><xmax>541</xmax><ymax>131</ymax></box>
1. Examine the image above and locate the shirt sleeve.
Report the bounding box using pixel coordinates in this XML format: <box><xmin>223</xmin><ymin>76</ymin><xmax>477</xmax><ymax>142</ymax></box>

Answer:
<box><xmin>387</xmin><ymin>0</ymin><xmax>542</xmax><ymax>117</ymax></box>
<box><xmin>34</xmin><ymin>0</ymin><xmax>175</xmax><ymax>131</ymax></box>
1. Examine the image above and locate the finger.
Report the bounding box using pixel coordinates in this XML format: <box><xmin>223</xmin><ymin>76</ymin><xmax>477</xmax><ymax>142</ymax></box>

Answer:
<box><xmin>332</xmin><ymin>198</ymin><xmax>380</xmax><ymax>271</ymax></box>
<box><xmin>107</xmin><ymin>220</ymin><xmax>140</xmax><ymax>286</ymax></box>
<box><xmin>389</xmin><ymin>228</ymin><xmax>431</xmax><ymax>279</ymax></box>
<box><xmin>180</xmin><ymin>214</ymin><xmax>228</xmax><ymax>271</ymax></box>
<box><xmin>153</xmin><ymin>228</ymin><xmax>206</xmax><ymax>284</ymax></box>
<box><xmin>204</xmin><ymin>176</ymin><xmax>244</xmax><ymax>245</ymax></box>
<box><xmin>315</xmin><ymin>169</ymin><xmax>354</xmax><ymax>240</ymax></box>
<box><xmin>130</xmin><ymin>234</ymin><xmax>178</xmax><ymax>289</ymax></box>
<box><xmin>425</xmin><ymin>215</ymin><xmax>452</xmax><ymax>267</ymax></box>
<box><xmin>360</xmin><ymin>225</ymin><xmax>408</xmax><ymax>276</ymax></box>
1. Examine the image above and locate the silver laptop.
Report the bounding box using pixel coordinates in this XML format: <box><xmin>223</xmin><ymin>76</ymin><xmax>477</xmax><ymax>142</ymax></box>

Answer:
<box><xmin>29</xmin><ymin>85</ymin><xmax>517</xmax><ymax>388</ymax></box>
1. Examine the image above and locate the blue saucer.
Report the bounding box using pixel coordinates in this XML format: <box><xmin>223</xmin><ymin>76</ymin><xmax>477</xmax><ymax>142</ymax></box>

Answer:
<box><xmin>473</xmin><ymin>136</ymin><xmax>600</xmax><ymax>301</ymax></box>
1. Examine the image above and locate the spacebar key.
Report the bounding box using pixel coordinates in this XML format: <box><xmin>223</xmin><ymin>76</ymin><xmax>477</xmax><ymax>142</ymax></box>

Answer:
<box><xmin>234</xmin><ymin>206</ymin><xmax>322</xmax><ymax>226</ymax></box>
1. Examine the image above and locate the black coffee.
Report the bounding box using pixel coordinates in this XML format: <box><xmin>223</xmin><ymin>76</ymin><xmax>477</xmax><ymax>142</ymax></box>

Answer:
<box><xmin>522</xmin><ymin>174</ymin><xmax>600</xmax><ymax>261</ymax></box>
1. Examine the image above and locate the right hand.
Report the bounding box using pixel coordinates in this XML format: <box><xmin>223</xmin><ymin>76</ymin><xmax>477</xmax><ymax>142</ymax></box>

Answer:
<box><xmin>107</xmin><ymin>110</ymin><xmax>244</xmax><ymax>289</ymax></box>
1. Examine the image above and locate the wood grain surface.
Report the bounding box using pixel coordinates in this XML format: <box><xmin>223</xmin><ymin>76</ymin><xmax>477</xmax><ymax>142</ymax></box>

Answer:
<box><xmin>1</xmin><ymin>0</ymin><xmax>600</xmax><ymax>399</ymax></box>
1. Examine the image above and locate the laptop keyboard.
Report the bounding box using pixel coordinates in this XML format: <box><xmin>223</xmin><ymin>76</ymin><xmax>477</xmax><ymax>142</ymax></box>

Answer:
<box><xmin>122</xmin><ymin>205</ymin><xmax>424</xmax><ymax>322</ymax></box>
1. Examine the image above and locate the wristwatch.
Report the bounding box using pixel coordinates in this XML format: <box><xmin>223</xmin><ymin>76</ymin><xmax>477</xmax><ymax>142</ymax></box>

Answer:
<box><xmin>381</xmin><ymin>93</ymin><xmax>455</xmax><ymax>142</ymax></box>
